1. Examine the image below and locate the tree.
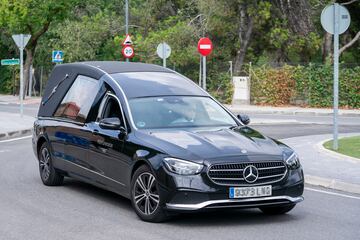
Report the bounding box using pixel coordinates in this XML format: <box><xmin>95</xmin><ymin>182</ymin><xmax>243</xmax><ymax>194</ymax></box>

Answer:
<box><xmin>0</xmin><ymin>0</ymin><xmax>78</xmax><ymax>97</ymax></box>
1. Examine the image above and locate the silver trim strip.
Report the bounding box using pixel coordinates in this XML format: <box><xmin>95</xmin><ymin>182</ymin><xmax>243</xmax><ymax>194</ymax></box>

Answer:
<box><xmin>166</xmin><ymin>196</ymin><xmax>304</xmax><ymax>210</ymax></box>
<box><xmin>258</xmin><ymin>166</ymin><xmax>286</xmax><ymax>170</ymax></box>
<box><xmin>64</xmin><ymin>158</ymin><xmax>126</xmax><ymax>186</ymax></box>
<box><xmin>209</xmin><ymin>165</ymin><xmax>286</xmax><ymax>172</ymax></box>
<box><xmin>258</xmin><ymin>173</ymin><xmax>285</xmax><ymax>180</ymax></box>
<box><xmin>207</xmin><ymin>161</ymin><xmax>288</xmax><ymax>187</ymax></box>
<box><xmin>209</xmin><ymin>168</ymin><xmax>244</xmax><ymax>172</ymax></box>
<box><xmin>212</xmin><ymin>177</ymin><xmax>244</xmax><ymax>180</ymax></box>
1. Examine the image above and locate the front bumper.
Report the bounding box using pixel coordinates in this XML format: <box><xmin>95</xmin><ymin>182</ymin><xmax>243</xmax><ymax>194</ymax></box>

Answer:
<box><xmin>166</xmin><ymin>195</ymin><xmax>304</xmax><ymax>211</ymax></box>
<box><xmin>158</xmin><ymin>165</ymin><xmax>304</xmax><ymax>212</ymax></box>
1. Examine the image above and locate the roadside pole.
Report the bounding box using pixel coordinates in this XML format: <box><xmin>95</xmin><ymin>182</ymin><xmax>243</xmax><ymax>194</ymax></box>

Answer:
<box><xmin>12</xmin><ymin>34</ymin><xmax>31</xmax><ymax>118</ymax></box>
<box><xmin>125</xmin><ymin>0</ymin><xmax>129</xmax><ymax>63</ymax></box>
<box><xmin>19</xmin><ymin>46</ymin><xmax>24</xmax><ymax>117</ymax></box>
<box><xmin>202</xmin><ymin>56</ymin><xmax>206</xmax><ymax>90</ymax></box>
<box><xmin>320</xmin><ymin>3</ymin><xmax>350</xmax><ymax>150</ymax></box>
<box><xmin>333</xmin><ymin>4</ymin><xmax>339</xmax><ymax>150</ymax></box>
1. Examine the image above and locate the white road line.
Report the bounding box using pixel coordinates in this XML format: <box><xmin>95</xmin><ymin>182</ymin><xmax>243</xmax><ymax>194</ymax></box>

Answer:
<box><xmin>0</xmin><ymin>135</ymin><xmax>32</xmax><ymax>143</ymax></box>
<box><xmin>305</xmin><ymin>187</ymin><xmax>360</xmax><ymax>200</ymax></box>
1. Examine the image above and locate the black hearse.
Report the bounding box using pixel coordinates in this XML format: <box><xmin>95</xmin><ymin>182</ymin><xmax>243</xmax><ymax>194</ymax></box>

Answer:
<box><xmin>32</xmin><ymin>61</ymin><xmax>304</xmax><ymax>222</ymax></box>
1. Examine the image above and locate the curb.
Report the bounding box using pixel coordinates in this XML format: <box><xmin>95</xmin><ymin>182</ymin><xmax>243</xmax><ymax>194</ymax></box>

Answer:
<box><xmin>316</xmin><ymin>136</ymin><xmax>360</xmax><ymax>163</ymax></box>
<box><xmin>0</xmin><ymin>129</ymin><xmax>32</xmax><ymax>141</ymax></box>
<box><xmin>305</xmin><ymin>174</ymin><xmax>360</xmax><ymax>195</ymax></box>
<box><xmin>226</xmin><ymin>106</ymin><xmax>360</xmax><ymax>117</ymax></box>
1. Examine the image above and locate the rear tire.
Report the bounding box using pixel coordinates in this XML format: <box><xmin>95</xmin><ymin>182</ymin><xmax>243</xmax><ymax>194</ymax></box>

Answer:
<box><xmin>131</xmin><ymin>165</ymin><xmax>169</xmax><ymax>222</ymax></box>
<box><xmin>260</xmin><ymin>204</ymin><xmax>296</xmax><ymax>215</ymax></box>
<box><xmin>38</xmin><ymin>142</ymin><xmax>64</xmax><ymax>186</ymax></box>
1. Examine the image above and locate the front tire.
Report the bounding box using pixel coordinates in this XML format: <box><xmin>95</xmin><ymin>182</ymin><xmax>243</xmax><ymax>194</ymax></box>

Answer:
<box><xmin>38</xmin><ymin>142</ymin><xmax>64</xmax><ymax>186</ymax></box>
<box><xmin>259</xmin><ymin>204</ymin><xmax>296</xmax><ymax>215</ymax></box>
<box><xmin>131</xmin><ymin>165</ymin><xmax>168</xmax><ymax>222</ymax></box>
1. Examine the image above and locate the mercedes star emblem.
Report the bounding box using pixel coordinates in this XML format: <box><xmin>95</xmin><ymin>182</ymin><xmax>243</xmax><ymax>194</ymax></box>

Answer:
<box><xmin>243</xmin><ymin>165</ymin><xmax>259</xmax><ymax>183</ymax></box>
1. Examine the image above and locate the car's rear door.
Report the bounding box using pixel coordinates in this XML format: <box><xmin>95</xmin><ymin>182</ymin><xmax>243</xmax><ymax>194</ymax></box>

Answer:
<box><xmin>52</xmin><ymin>75</ymin><xmax>102</xmax><ymax>180</ymax></box>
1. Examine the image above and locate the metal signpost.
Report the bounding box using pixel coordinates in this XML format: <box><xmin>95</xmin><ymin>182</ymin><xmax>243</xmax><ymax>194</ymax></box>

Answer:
<box><xmin>125</xmin><ymin>0</ymin><xmax>129</xmax><ymax>63</ymax></box>
<box><xmin>197</xmin><ymin>37</ymin><xmax>213</xmax><ymax>90</ymax></box>
<box><xmin>321</xmin><ymin>3</ymin><xmax>350</xmax><ymax>150</ymax></box>
<box><xmin>12</xmin><ymin>34</ymin><xmax>31</xmax><ymax>118</ymax></box>
<box><xmin>156</xmin><ymin>42</ymin><xmax>171</xmax><ymax>67</ymax></box>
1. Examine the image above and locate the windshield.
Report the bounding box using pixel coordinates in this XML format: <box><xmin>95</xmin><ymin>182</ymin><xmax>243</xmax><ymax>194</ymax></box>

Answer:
<box><xmin>129</xmin><ymin>96</ymin><xmax>237</xmax><ymax>129</ymax></box>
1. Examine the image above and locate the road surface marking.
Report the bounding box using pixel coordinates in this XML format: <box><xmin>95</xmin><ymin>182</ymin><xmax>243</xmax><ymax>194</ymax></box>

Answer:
<box><xmin>0</xmin><ymin>135</ymin><xmax>32</xmax><ymax>143</ymax></box>
<box><xmin>305</xmin><ymin>187</ymin><xmax>360</xmax><ymax>200</ymax></box>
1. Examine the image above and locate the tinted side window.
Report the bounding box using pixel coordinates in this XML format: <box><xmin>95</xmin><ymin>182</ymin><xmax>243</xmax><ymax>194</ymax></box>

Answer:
<box><xmin>54</xmin><ymin>75</ymin><xmax>99</xmax><ymax>123</ymax></box>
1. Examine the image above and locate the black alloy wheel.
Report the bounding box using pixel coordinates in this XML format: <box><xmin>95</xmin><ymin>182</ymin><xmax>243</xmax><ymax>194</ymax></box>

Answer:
<box><xmin>38</xmin><ymin>142</ymin><xmax>64</xmax><ymax>186</ymax></box>
<box><xmin>131</xmin><ymin>165</ymin><xmax>168</xmax><ymax>222</ymax></box>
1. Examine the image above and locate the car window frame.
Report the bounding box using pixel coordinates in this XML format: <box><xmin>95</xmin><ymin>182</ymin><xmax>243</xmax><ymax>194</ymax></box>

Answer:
<box><xmin>96</xmin><ymin>92</ymin><xmax>128</xmax><ymax>132</ymax></box>
<box><xmin>53</xmin><ymin>74</ymin><xmax>100</xmax><ymax>124</ymax></box>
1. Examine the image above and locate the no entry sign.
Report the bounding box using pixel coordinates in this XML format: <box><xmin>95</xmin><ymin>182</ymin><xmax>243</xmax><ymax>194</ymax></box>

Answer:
<box><xmin>197</xmin><ymin>38</ymin><xmax>213</xmax><ymax>56</ymax></box>
<box><xmin>122</xmin><ymin>45</ymin><xmax>134</xmax><ymax>59</ymax></box>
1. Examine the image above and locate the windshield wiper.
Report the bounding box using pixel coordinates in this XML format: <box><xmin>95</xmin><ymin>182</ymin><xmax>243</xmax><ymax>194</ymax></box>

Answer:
<box><xmin>42</xmin><ymin>74</ymin><xmax>69</xmax><ymax>105</ymax></box>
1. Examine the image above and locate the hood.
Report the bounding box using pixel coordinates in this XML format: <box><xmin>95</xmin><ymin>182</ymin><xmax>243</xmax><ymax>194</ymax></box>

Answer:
<box><xmin>134</xmin><ymin>126</ymin><xmax>285</xmax><ymax>164</ymax></box>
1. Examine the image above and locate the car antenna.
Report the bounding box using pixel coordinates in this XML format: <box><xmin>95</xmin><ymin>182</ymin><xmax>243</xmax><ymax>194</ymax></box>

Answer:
<box><xmin>41</xmin><ymin>74</ymin><xmax>69</xmax><ymax>105</ymax></box>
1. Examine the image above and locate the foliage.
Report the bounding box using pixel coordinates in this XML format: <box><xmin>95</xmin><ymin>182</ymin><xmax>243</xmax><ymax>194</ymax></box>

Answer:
<box><xmin>208</xmin><ymin>72</ymin><xmax>233</xmax><ymax>104</ymax></box>
<box><xmin>0</xmin><ymin>0</ymin><xmax>359</xmax><ymax>108</ymax></box>
<box><xmin>250</xmin><ymin>64</ymin><xmax>360</xmax><ymax>108</ymax></box>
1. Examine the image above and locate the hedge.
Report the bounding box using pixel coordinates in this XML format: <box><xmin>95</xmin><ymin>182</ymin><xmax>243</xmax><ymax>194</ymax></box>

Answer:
<box><xmin>250</xmin><ymin>64</ymin><xmax>360</xmax><ymax>109</ymax></box>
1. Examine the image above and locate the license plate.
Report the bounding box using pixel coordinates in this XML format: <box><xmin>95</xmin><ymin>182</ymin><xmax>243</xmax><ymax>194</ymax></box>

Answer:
<box><xmin>229</xmin><ymin>185</ymin><xmax>272</xmax><ymax>199</ymax></box>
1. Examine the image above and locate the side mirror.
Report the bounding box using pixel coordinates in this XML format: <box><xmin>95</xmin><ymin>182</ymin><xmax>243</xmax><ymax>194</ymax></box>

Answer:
<box><xmin>99</xmin><ymin>117</ymin><xmax>122</xmax><ymax>130</ymax></box>
<box><xmin>237</xmin><ymin>114</ymin><xmax>250</xmax><ymax>125</ymax></box>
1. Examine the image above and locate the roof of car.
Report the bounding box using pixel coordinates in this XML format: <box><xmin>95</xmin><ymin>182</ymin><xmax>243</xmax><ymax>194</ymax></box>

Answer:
<box><xmin>81</xmin><ymin>61</ymin><xmax>173</xmax><ymax>74</ymax></box>
<box><xmin>38</xmin><ymin>61</ymin><xmax>207</xmax><ymax>117</ymax></box>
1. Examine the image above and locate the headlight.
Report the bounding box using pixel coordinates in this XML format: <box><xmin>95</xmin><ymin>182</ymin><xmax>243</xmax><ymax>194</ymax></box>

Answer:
<box><xmin>163</xmin><ymin>158</ymin><xmax>203</xmax><ymax>175</ymax></box>
<box><xmin>284</xmin><ymin>152</ymin><xmax>300</xmax><ymax>170</ymax></box>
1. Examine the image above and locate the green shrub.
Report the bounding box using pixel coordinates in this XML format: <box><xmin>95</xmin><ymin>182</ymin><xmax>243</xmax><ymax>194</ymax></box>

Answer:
<box><xmin>208</xmin><ymin>72</ymin><xmax>233</xmax><ymax>104</ymax></box>
<box><xmin>250</xmin><ymin>64</ymin><xmax>360</xmax><ymax>109</ymax></box>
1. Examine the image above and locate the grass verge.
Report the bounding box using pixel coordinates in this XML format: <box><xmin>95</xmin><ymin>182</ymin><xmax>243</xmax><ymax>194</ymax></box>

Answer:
<box><xmin>324</xmin><ymin>136</ymin><xmax>360</xmax><ymax>159</ymax></box>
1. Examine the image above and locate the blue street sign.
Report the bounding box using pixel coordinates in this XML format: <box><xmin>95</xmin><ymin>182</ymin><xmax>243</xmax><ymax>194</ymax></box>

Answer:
<box><xmin>52</xmin><ymin>50</ymin><xmax>64</xmax><ymax>63</ymax></box>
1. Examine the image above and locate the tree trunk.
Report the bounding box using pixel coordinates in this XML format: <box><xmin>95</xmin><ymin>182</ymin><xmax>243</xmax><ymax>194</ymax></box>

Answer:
<box><xmin>233</xmin><ymin>4</ymin><xmax>254</xmax><ymax>75</ymax></box>
<box><xmin>322</xmin><ymin>32</ymin><xmax>332</xmax><ymax>63</ymax></box>
<box><xmin>23</xmin><ymin>47</ymin><xmax>34</xmax><ymax>99</ymax></box>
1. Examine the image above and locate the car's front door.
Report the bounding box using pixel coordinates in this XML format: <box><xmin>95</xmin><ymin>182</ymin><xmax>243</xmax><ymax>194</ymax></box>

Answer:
<box><xmin>86</xmin><ymin>92</ymin><xmax>130</xmax><ymax>192</ymax></box>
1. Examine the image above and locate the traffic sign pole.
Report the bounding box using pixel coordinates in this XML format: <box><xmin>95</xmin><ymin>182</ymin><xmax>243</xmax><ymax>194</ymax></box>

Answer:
<box><xmin>320</xmin><ymin>3</ymin><xmax>350</xmax><ymax>151</ymax></box>
<box><xmin>162</xmin><ymin>43</ymin><xmax>166</xmax><ymax>67</ymax></box>
<box><xmin>19</xmin><ymin>40</ymin><xmax>24</xmax><ymax>118</ymax></box>
<box><xmin>125</xmin><ymin>0</ymin><xmax>129</xmax><ymax>63</ymax></box>
<box><xmin>202</xmin><ymin>56</ymin><xmax>206</xmax><ymax>90</ymax></box>
<box><xmin>333</xmin><ymin>3</ymin><xmax>339</xmax><ymax>150</ymax></box>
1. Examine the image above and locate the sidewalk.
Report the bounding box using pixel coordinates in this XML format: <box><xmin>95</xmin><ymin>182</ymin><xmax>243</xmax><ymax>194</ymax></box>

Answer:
<box><xmin>226</xmin><ymin>104</ymin><xmax>360</xmax><ymax>117</ymax></box>
<box><xmin>0</xmin><ymin>112</ymin><xmax>34</xmax><ymax>140</ymax></box>
<box><xmin>281</xmin><ymin>133</ymin><xmax>360</xmax><ymax>194</ymax></box>
<box><xmin>0</xmin><ymin>94</ymin><xmax>41</xmax><ymax>105</ymax></box>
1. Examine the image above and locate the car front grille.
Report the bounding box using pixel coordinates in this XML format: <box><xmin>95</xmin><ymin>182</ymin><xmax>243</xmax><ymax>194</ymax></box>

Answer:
<box><xmin>207</xmin><ymin>161</ymin><xmax>287</xmax><ymax>186</ymax></box>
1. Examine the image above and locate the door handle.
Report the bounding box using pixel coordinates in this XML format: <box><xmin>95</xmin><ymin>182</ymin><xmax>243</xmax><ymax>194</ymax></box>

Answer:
<box><xmin>92</xmin><ymin>129</ymin><xmax>99</xmax><ymax>135</ymax></box>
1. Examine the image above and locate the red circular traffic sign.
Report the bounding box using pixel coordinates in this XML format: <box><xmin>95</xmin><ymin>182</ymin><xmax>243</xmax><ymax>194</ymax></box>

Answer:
<box><xmin>122</xmin><ymin>45</ymin><xmax>134</xmax><ymax>59</ymax></box>
<box><xmin>197</xmin><ymin>37</ymin><xmax>213</xmax><ymax>56</ymax></box>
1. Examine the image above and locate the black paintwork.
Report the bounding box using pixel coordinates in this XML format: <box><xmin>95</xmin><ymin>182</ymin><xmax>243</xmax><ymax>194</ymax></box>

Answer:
<box><xmin>32</xmin><ymin>61</ymin><xmax>304</xmax><ymax>210</ymax></box>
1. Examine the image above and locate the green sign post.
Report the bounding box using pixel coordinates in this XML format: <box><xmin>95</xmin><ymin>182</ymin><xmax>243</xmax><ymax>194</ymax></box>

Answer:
<box><xmin>1</xmin><ymin>59</ymin><xmax>20</xmax><ymax>65</ymax></box>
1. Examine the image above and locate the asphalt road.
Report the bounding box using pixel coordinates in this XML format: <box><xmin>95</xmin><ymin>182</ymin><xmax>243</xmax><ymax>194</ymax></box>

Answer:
<box><xmin>1</xmin><ymin>137</ymin><xmax>360</xmax><ymax>240</ymax></box>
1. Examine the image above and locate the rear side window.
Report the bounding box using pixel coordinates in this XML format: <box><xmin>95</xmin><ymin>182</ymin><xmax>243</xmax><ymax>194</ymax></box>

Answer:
<box><xmin>54</xmin><ymin>75</ymin><xmax>99</xmax><ymax>123</ymax></box>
